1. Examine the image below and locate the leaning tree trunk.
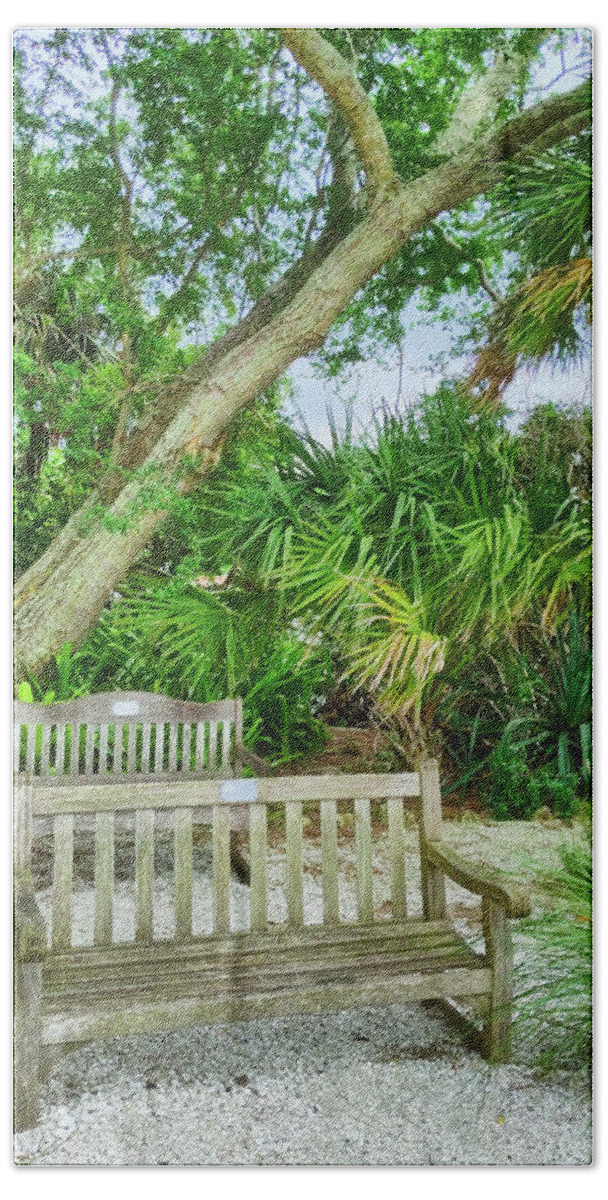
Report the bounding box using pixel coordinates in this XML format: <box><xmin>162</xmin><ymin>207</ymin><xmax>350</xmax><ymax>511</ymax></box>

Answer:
<box><xmin>13</xmin><ymin>36</ymin><xmax>589</xmax><ymax>679</ymax></box>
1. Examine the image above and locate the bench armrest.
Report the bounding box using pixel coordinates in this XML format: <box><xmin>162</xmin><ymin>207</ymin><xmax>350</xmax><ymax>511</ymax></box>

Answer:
<box><xmin>425</xmin><ymin>841</ymin><xmax>531</xmax><ymax>918</ymax></box>
<box><xmin>15</xmin><ymin>891</ymin><xmax>47</xmax><ymax>963</ymax></box>
<box><xmin>236</xmin><ymin>743</ymin><xmax>274</xmax><ymax>777</ymax></box>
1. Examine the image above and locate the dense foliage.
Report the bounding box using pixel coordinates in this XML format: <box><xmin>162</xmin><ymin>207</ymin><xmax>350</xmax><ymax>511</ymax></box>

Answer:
<box><xmin>23</xmin><ymin>391</ymin><xmax>591</xmax><ymax>812</ymax></box>
<box><xmin>14</xmin><ymin>27</ymin><xmax>591</xmax><ymax>806</ymax></box>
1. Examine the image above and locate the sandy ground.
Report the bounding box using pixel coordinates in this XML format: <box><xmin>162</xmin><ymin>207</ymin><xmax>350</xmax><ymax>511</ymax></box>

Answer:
<box><xmin>14</xmin><ymin>814</ymin><xmax>592</xmax><ymax>1166</ymax></box>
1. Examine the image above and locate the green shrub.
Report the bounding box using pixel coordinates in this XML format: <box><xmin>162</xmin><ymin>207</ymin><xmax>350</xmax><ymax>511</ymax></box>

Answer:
<box><xmin>516</xmin><ymin>838</ymin><xmax>592</xmax><ymax>1071</ymax></box>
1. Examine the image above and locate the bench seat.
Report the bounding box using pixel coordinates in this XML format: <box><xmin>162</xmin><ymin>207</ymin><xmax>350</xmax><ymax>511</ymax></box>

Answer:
<box><xmin>41</xmin><ymin>919</ymin><xmax>489</xmax><ymax>1045</ymax></box>
<box><xmin>14</xmin><ymin>704</ymin><xmax>532</xmax><ymax>1132</ymax></box>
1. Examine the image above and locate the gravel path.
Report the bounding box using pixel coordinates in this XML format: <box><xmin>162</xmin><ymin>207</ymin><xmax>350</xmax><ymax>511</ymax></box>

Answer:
<box><xmin>14</xmin><ymin>816</ymin><xmax>592</xmax><ymax>1165</ymax></box>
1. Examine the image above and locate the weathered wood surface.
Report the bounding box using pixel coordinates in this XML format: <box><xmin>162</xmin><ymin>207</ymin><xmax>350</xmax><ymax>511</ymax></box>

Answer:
<box><xmin>29</xmin><ymin>772</ymin><xmax>420</xmax><ymax>814</ymax></box>
<box><xmin>249</xmin><ymin>803</ymin><xmax>268</xmax><ymax>933</ymax></box>
<box><xmin>94</xmin><ymin>812</ymin><xmax>114</xmax><ymax>946</ymax></box>
<box><xmin>14</xmin><ymin>694</ymin><xmax>242</xmax><ymax>782</ymax></box>
<box><xmin>212</xmin><ymin>805</ymin><xmax>231</xmax><ymax>935</ymax></box>
<box><xmin>419</xmin><ymin>758</ymin><xmax>447</xmax><ymax>921</ymax></box>
<box><xmin>285</xmin><ymin>801</ymin><xmax>304</xmax><ymax>927</ymax></box>
<box><xmin>14</xmin><ymin>692</ymin><xmax>241</xmax><ymax>725</ymax></box>
<box><xmin>51</xmin><ymin>814</ymin><xmax>74</xmax><ymax>952</ymax></box>
<box><xmin>174</xmin><ymin>808</ymin><xmax>193</xmax><ymax>940</ymax></box>
<box><xmin>387</xmin><ymin>796</ymin><xmax>407</xmax><ymax>920</ymax></box>
<box><xmin>426</xmin><ymin>841</ymin><xmax>531</xmax><ymax>918</ymax></box>
<box><xmin>14</xmin><ymin>961</ymin><xmax>43</xmax><ymax>1131</ymax></box>
<box><xmin>482</xmin><ymin>897</ymin><xmax>514</xmax><ymax>1063</ymax></box>
<box><xmin>135</xmin><ymin>809</ymin><xmax>155</xmax><ymax>943</ymax></box>
<box><xmin>40</xmin><ymin>917</ymin><xmax>489</xmax><ymax>1044</ymax></box>
<box><xmin>320</xmin><ymin>799</ymin><xmax>339</xmax><ymax>926</ymax></box>
<box><xmin>15</xmin><ymin>737</ymin><xmax>532</xmax><ymax>1128</ymax></box>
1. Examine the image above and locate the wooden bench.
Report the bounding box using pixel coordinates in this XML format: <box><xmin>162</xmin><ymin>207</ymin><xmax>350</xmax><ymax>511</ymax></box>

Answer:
<box><xmin>14</xmin><ymin>696</ymin><xmax>531</xmax><ymax>1132</ymax></box>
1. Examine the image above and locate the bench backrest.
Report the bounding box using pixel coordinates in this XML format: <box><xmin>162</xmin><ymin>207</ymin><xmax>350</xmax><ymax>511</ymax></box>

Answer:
<box><xmin>14</xmin><ymin>692</ymin><xmax>243</xmax><ymax>785</ymax></box>
<box><xmin>16</xmin><ymin>765</ymin><xmax>444</xmax><ymax>954</ymax></box>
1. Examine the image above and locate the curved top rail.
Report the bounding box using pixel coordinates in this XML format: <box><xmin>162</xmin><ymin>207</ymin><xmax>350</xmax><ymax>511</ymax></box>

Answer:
<box><xmin>14</xmin><ymin>691</ymin><xmax>241</xmax><ymax>725</ymax></box>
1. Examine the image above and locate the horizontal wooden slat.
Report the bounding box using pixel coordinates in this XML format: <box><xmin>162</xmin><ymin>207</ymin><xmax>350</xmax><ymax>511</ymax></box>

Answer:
<box><xmin>31</xmin><ymin>772</ymin><xmax>420</xmax><ymax>814</ymax></box>
<box><xmin>47</xmin><ymin>931</ymin><xmax>475</xmax><ymax>993</ymax></box>
<box><xmin>42</xmin><ymin>967</ymin><xmax>491</xmax><ymax>1046</ymax></box>
<box><xmin>45</xmin><ymin>917</ymin><xmax>453</xmax><ymax>972</ymax></box>
<box><xmin>14</xmin><ymin>694</ymin><xmax>241</xmax><ymax>726</ymax></box>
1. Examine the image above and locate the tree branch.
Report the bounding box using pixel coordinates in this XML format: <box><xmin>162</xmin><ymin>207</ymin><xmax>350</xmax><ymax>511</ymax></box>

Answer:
<box><xmin>436</xmin><ymin>227</ymin><xmax>502</xmax><ymax>303</ymax></box>
<box><xmin>433</xmin><ymin>32</ymin><xmax>551</xmax><ymax>159</ymax></box>
<box><xmin>280</xmin><ymin>28</ymin><xmax>398</xmax><ymax>202</ymax></box>
<box><xmin>14</xmin><ymin>62</ymin><xmax>591</xmax><ymax>675</ymax></box>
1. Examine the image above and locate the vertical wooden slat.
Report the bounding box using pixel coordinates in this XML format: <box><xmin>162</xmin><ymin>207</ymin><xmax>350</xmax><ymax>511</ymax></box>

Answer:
<box><xmin>387</xmin><ymin>796</ymin><xmax>407</xmax><ymax>920</ymax></box>
<box><xmin>40</xmin><ymin>724</ymin><xmax>52</xmax><ymax>777</ymax></box>
<box><xmin>249</xmin><ymin>804</ymin><xmax>268</xmax><ymax>933</ymax></box>
<box><xmin>182</xmin><ymin>723</ymin><xmax>193</xmax><ymax>773</ymax></box>
<box><xmin>355</xmin><ymin>797</ymin><xmax>373</xmax><ymax>924</ymax></box>
<box><xmin>13</xmin><ymin>723</ymin><xmax>22</xmax><ymax>773</ymax></box>
<box><xmin>94</xmin><ymin>812</ymin><xmax>115</xmax><ymax>945</ymax></box>
<box><xmin>25</xmin><ymin>724</ymin><xmax>36</xmax><ymax>773</ymax></box>
<box><xmin>168</xmin><ymin>723</ymin><xmax>179</xmax><ymax>773</ymax></box>
<box><xmin>55</xmin><ymin>724</ymin><xmax>66</xmax><ymax>777</ymax></box>
<box><xmin>107</xmin><ymin>724</ymin><xmax>116</xmax><ymax>774</ymax></box>
<box><xmin>320</xmin><ymin>799</ymin><xmax>339</xmax><ymax>926</ymax></box>
<box><xmin>135</xmin><ymin>809</ymin><xmax>155</xmax><ymax>942</ymax></box>
<box><xmin>153</xmin><ymin>723</ymin><xmax>165</xmax><ymax>773</ymax></box>
<box><xmin>285</xmin><ymin>801</ymin><xmax>304</xmax><ymax>927</ymax></box>
<box><xmin>419</xmin><ymin>758</ymin><xmax>446</xmax><ymax>920</ymax></box>
<box><xmin>84</xmin><ymin>723</ymin><xmax>95</xmax><ymax>776</ymax></box>
<box><xmin>196</xmin><ymin>722</ymin><xmax>207</xmax><ymax>773</ymax></box>
<box><xmin>52</xmin><ymin>813</ymin><xmax>74</xmax><ymax>951</ymax></box>
<box><xmin>234</xmin><ymin>699</ymin><xmax>244</xmax><ymax>775</ymax></box>
<box><xmin>208</xmin><ymin>723</ymin><xmax>218</xmax><ymax>775</ymax></box>
<box><xmin>482</xmin><ymin>897</ymin><xmax>514</xmax><ymax>1063</ymax></box>
<box><xmin>141</xmin><ymin>722</ymin><xmax>151</xmax><ymax>774</ymax></box>
<box><xmin>116</xmin><ymin>723</ymin><xmax>126</xmax><ymax>774</ymax></box>
<box><xmin>221</xmin><ymin>720</ymin><xmax>232</xmax><ymax>776</ymax></box>
<box><xmin>98</xmin><ymin>724</ymin><xmax>109</xmax><ymax>776</ymax></box>
<box><xmin>212</xmin><ymin>805</ymin><xmax>231</xmax><ymax>935</ymax></box>
<box><xmin>174</xmin><ymin>808</ymin><xmax>193</xmax><ymax>940</ymax></box>
<box><xmin>14</xmin><ymin>782</ymin><xmax>33</xmax><ymax>879</ymax></box>
<box><xmin>69</xmin><ymin>724</ymin><xmax>81</xmax><ymax>775</ymax></box>
<box><xmin>127</xmin><ymin>723</ymin><xmax>138</xmax><ymax>773</ymax></box>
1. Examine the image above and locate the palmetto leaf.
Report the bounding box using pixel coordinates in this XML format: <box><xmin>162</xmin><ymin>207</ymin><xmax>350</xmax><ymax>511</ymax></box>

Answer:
<box><xmin>346</xmin><ymin>577</ymin><xmax>447</xmax><ymax>715</ymax></box>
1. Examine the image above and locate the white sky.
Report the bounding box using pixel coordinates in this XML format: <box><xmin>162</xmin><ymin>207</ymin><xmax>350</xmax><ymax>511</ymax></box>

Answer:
<box><xmin>287</xmin><ymin>321</ymin><xmax>592</xmax><ymax>444</ymax></box>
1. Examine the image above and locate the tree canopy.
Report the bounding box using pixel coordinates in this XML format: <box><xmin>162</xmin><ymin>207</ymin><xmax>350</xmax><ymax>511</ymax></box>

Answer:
<box><xmin>13</xmin><ymin>26</ymin><xmax>592</xmax><ymax>679</ymax></box>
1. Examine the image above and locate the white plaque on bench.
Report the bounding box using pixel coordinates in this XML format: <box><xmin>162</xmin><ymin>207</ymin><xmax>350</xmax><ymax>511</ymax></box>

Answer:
<box><xmin>220</xmin><ymin>778</ymin><xmax>258</xmax><ymax>803</ymax></box>
<box><xmin>112</xmin><ymin>701</ymin><xmax>140</xmax><ymax>716</ymax></box>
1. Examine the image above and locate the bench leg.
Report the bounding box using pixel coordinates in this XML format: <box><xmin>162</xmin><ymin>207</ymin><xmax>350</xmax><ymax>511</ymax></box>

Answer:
<box><xmin>14</xmin><ymin>961</ymin><xmax>42</xmax><ymax>1132</ymax></box>
<box><xmin>481</xmin><ymin>898</ymin><xmax>513</xmax><ymax>1064</ymax></box>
